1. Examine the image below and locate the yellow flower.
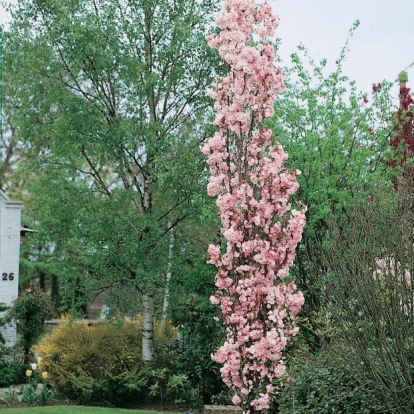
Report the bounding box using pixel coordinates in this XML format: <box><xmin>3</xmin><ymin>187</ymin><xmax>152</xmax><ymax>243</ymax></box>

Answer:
<box><xmin>26</xmin><ymin>369</ymin><xmax>33</xmax><ymax>377</ymax></box>
<box><xmin>41</xmin><ymin>371</ymin><xmax>49</xmax><ymax>379</ymax></box>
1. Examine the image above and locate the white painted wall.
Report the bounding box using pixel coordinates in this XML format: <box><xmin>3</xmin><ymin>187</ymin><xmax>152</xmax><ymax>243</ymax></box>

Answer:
<box><xmin>0</xmin><ymin>191</ymin><xmax>22</xmax><ymax>347</ymax></box>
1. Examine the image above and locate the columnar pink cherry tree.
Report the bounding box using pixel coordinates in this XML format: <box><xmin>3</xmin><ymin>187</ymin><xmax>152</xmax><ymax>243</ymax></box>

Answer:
<box><xmin>202</xmin><ymin>1</ymin><xmax>306</xmax><ymax>412</ymax></box>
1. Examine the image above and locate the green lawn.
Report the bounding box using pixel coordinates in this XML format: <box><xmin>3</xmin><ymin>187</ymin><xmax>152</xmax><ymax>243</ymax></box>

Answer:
<box><xmin>0</xmin><ymin>406</ymin><xmax>174</xmax><ymax>414</ymax></box>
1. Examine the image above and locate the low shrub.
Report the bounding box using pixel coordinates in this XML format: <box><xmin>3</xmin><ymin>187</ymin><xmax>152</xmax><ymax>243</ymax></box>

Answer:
<box><xmin>0</xmin><ymin>302</ymin><xmax>12</xmax><ymax>362</ymax></box>
<box><xmin>33</xmin><ymin>316</ymin><xmax>179</xmax><ymax>406</ymax></box>
<box><xmin>277</xmin><ymin>345</ymin><xmax>383</xmax><ymax>414</ymax></box>
<box><xmin>8</xmin><ymin>286</ymin><xmax>56</xmax><ymax>363</ymax></box>
<box><xmin>0</xmin><ymin>363</ymin><xmax>30</xmax><ymax>387</ymax></box>
<box><xmin>0</xmin><ymin>303</ymin><xmax>30</xmax><ymax>387</ymax></box>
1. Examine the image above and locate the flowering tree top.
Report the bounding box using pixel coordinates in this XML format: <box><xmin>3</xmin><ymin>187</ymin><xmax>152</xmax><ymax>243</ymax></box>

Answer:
<box><xmin>202</xmin><ymin>1</ymin><xmax>306</xmax><ymax>413</ymax></box>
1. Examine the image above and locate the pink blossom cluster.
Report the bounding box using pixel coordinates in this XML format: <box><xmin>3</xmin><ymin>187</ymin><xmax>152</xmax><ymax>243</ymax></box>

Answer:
<box><xmin>203</xmin><ymin>1</ymin><xmax>306</xmax><ymax>413</ymax></box>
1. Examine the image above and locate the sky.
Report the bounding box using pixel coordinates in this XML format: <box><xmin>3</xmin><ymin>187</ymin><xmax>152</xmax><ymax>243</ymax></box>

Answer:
<box><xmin>273</xmin><ymin>0</ymin><xmax>414</xmax><ymax>96</ymax></box>
<box><xmin>0</xmin><ymin>0</ymin><xmax>413</xmax><ymax>96</ymax></box>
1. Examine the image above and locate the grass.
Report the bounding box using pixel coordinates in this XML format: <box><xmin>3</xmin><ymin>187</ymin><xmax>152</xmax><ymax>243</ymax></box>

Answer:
<box><xmin>0</xmin><ymin>407</ymin><xmax>173</xmax><ymax>414</ymax></box>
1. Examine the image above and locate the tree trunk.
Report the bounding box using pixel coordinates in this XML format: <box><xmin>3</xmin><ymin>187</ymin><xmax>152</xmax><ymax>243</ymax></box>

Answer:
<box><xmin>161</xmin><ymin>223</ymin><xmax>174</xmax><ymax>325</ymax></box>
<box><xmin>39</xmin><ymin>270</ymin><xmax>45</xmax><ymax>290</ymax></box>
<box><xmin>51</xmin><ymin>274</ymin><xmax>60</xmax><ymax>310</ymax></box>
<box><xmin>142</xmin><ymin>292</ymin><xmax>154</xmax><ymax>362</ymax></box>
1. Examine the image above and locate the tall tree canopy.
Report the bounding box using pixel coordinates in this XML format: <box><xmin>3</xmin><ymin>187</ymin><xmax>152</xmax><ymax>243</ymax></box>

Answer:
<box><xmin>268</xmin><ymin>34</ymin><xmax>396</xmax><ymax>347</ymax></box>
<box><xmin>4</xmin><ymin>0</ymin><xmax>220</xmax><ymax>360</ymax></box>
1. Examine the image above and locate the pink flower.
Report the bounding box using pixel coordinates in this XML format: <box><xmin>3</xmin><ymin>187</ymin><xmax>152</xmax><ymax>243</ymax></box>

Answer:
<box><xmin>208</xmin><ymin>244</ymin><xmax>221</xmax><ymax>261</ymax></box>
<box><xmin>232</xmin><ymin>394</ymin><xmax>241</xmax><ymax>405</ymax></box>
<box><xmin>203</xmin><ymin>0</ymin><xmax>306</xmax><ymax>411</ymax></box>
<box><xmin>207</xmin><ymin>181</ymin><xmax>220</xmax><ymax>197</ymax></box>
<box><xmin>210</xmin><ymin>295</ymin><xmax>221</xmax><ymax>305</ymax></box>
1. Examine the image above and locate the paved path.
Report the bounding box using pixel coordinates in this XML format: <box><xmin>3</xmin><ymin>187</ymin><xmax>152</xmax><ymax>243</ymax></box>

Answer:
<box><xmin>0</xmin><ymin>383</ymin><xmax>43</xmax><ymax>394</ymax></box>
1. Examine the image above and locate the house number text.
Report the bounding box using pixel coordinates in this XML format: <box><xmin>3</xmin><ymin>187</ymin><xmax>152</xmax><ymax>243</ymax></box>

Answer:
<box><xmin>2</xmin><ymin>273</ymin><xmax>15</xmax><ymax>281</ymax></box>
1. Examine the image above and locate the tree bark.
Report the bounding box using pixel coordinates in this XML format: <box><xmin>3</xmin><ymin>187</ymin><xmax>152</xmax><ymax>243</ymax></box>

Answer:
<box><xmin>161</xmin><ymin>223</ymin><xmax>174</xmax><ymax>325</ymax></box>
<box><xmin>142</xmin><ymin>292</ymin><xmax>154</xmax><ymax>362</ymax></box>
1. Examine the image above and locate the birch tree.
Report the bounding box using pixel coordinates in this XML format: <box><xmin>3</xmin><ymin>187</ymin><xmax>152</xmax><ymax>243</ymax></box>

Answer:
<box><xmin>4</xmin><ymin>0</ymin><xmax>219</xmax><ymax>361</ymax></box>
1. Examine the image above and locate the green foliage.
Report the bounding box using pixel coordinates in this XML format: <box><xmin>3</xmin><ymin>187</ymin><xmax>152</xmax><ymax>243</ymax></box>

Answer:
<box><xmin>33</xmin><ymin>316</ymin><xmax>188</xmax><ymax>407</ymax></box>
<box><xmin>169</xmin><ymin>256</ymin><xmax>227</xmax><ymax>404</ymax></box>
<box><xmin>147</xmin><ymin>367</ymin><xmax>196</xmax><ymax>407</ymax></box>
<box><xmin>13</xmin><ymin>370</ymin><xmax>55</xmax><ymax>406</ymax></box>
<box><xmin>399</xmin><ymin>70</ymin><xmax>409</xmax><ymax>83</ymax></box>
<box><xmin>0</xmin><ymin>363</ymin><xmax>30</xmax><ymax>387</ymax></box>
<box><xmin>273</xmin><ymin>31</ymin><xmax>394</xmax><ymax>243</ymax></box>
<box><xmin>9</xmin><ymin>286</ymin><xmax>56</xmax><ymax>363</ymax></box>
<box><xmin>34</xmin><ymin>317</ymin><xmax>146</xmax><ymax>404</ymax></box>
<box><xmin>278</xmin><ymin>346</ymin><xmax>383</xmax><ymax>414</ymax></box>
<box><xmin>321</xmin><ymin>182</ymin><xmax>414</xmax><ymax>412</ymax></box>
<box><xmin>269</xmin><ymin>26</ymin><xmax>397</xmax><ymax>348</ymax></box>
<box><xmin>4</xmin><ymin>0</ymin><xmax>221</xmax><ymax>321</ymax></box>
<box><xmin>18</xmin><ymin>243</ymin><xmax>59</xmax><ymax>293</ymax></box>
<box><xmin>0</xmin><ymin>302</ymin><xmax>12</xmax><ymax>361</ymax></box>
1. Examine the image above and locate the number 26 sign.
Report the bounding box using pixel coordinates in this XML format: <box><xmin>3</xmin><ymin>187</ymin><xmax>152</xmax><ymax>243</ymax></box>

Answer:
<box><xmin>2</xmin><ymin>273</ymin><xmax>15</xmax><ymax>281</ymax></box>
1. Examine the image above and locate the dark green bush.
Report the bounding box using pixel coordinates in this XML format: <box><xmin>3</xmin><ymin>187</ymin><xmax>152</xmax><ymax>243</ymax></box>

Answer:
<box><xmin>278</xmin><ymin>346</ymin><xmax>383</xmax><ymax>414</ymax></box>
<box><xmin>0</xmin><ymin>302</ymin><xmax>11</xmax><ymax>362</ymax></box>
<box><xmin>0</xmin><ymin>302</ymin><xmax>27</xmax><ymax>388</ymax></box>
<box><xmin>0</xmin><ymin>363</ymin><xmax>30</xmax><ymax>386</ymax></box>
<box><xmin>169</xmin><ymin>257</ymin><xmax>227</xmax><ymax>404</ymax></box>
<box><xmin>9</xmin><ymin>286</ymin><xmax>56</xmax><ymax>363</ymax></box>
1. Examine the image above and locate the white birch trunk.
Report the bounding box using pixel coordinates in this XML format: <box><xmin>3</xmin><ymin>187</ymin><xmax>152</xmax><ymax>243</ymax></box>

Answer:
<box><xmin>142</xmin><ymin>292</ymin><xmax>154</xmax><ymax>362</ymax></box>
<box><xmin>161</xmin><ymin>223</ymin><xmax>175</xmax><ymax>324</ymax></box>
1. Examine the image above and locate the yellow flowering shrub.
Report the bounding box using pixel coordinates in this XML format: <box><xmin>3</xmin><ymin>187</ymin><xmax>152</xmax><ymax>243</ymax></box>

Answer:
<box><xmin>33</xmin><ymin>316</ymin><xmax>177</xmax><ymax>405</ymax></box>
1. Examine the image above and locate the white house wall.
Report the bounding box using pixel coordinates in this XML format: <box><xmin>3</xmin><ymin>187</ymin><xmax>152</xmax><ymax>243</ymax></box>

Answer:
<box><xmin>0</xmin><ymin>191</ymin><xmax>22</xmax><ymax>347</ymax></box>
